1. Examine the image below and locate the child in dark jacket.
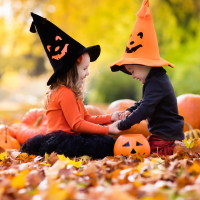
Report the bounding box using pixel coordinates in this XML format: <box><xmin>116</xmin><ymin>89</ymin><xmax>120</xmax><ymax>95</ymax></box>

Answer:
<box><xmin>119</xmin><ymin>64</ymin><xmax>184</xmax><ymax>155</ymax></box>
<box><xmin>110</xmin><ymin>0</ymin><xmax>184</xmax><ymax>155</ymax></box>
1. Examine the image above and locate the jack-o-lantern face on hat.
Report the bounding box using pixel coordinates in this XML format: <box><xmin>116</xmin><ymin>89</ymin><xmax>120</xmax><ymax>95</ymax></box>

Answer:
<box><xmin>47</xmin><ymin>36</ymin><xmax>69</xmax><ymax>60</ymax></box>
<box><xmin>110</xmin><ymin>0</ymin><xmax>174</xmax><ymax>72</ymax></box>
<box><xmin>114</xmin><ymin>134</ymin><xmax>150</xmax><ymax>158</ymax></box>
<box><xmin>125</xmin><ymin>32</ymin><xmax>143</xmax><ymax>53</ymax></box>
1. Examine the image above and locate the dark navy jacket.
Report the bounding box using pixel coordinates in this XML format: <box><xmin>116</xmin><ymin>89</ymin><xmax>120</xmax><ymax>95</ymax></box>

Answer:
<box><xmin>118</xmin><ymin>67</ymin><xmax>185</xmax><ymax>141</ymax></box>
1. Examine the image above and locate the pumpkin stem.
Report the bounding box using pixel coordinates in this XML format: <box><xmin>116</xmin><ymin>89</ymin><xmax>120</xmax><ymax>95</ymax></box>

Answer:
<box><xmin>184</xmin><ymin>122</ymin><xmax>193</xmax><ymax>131</ymax></box>
<box><xmin>0</xmin><ymin>121</ymin><xmax>7</xmax><ymax>143</ymax></box>
<box><xmin>33</xmin><ymin>115</ymin><xmax>43</xmax><ymax>127</ymax></box>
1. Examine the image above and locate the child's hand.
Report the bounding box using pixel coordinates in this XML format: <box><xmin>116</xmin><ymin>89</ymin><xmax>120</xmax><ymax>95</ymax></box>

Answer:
<box><xmin>111</xmin><ymin>111</ymin><xmax>124</xmax><ymax>122</ymax></box>
<box><xmin>120</xmin><ymin>111</ymin><xmax>131</xmax><ymax>119</ymax></box>
<box><xmin>108</xmin><ymin>120</ymin><xmax>122</xmax><ymax>135</ymax></box>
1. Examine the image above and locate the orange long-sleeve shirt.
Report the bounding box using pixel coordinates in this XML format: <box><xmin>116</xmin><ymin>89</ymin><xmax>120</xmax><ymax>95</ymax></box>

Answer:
<box><xmin>46</xmin><ymin>86</ymin><xmax>112</xmax><ymax>136</ymax></box>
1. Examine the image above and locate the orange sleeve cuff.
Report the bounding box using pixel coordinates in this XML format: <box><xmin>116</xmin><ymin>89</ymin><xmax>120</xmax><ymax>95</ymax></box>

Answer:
<box><xmin>83</xmin><ymin>103</ymin><xmax>112</xmax><ymax>125</ymax></box>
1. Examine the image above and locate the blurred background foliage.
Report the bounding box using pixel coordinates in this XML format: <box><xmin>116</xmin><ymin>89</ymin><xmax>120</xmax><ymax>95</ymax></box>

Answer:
<box><xmin>0</xmin><ymin>0</ymin><xmax>200</xmax><ymax>110</ymax></box>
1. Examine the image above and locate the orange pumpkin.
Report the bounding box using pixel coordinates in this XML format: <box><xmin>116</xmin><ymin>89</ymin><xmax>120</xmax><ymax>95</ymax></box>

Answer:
<box><xmin>177</xmin><ymin>94</ymin><xmax>200</xmax><ymax>131</ymax></box>
<box><xmin>0</xmin><ymin>135</ymin><xmax>21</xmax><ymax>150</ymax></box>
<box><xmin>106</xmin><ymin>99</ymin><xmax>151</xmax><ymax>139</ymax></box>
<box><xmin>114</xmin><ymin>134</ymin><xmax>150</xmax><ymax>158</ymax></box>
<box><xmin>106</xmin><ymin>99</ymin><xmax>135</xmax><ymax>114</ymax></box>
<box><xmin>0</xmin><ymin>123</ymin><xmax>17</xmax><ymax>138</ymax></box>
<box><xmin>16</xmin><ymin>108</ymin><xmax>47</xmax><ymax>144</ymax></box>
<box><xmin>0</xmin><ymin>123</ymin><xmax>20</xmax><ymax>149</ymax></box>
<box><xmin>85</xmin><ymin>105</ymin><xmax>105</xmax><ymax>116</ymax></box>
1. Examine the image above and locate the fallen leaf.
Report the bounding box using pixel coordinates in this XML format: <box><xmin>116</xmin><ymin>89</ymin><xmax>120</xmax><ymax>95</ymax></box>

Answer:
<box><xmin>0</xmin><ymin>147</ymin><xmax>5</xmax><ymax>154</ymax></box>
<box><xmin>83</xmin><ymin>164</ymin><xmax>97</xmax><ymax>176</ymax></box>
<box><xmin>34</xmin><ymin>156</ymin><xmax>44</xmax><ymax>162</ymax></box>
<box><xmin>45</xmin><ymin>160</ymin><xmax>68</xmax><ymax>179</ymax></box>
<box><xmin>176</xmin><ymin>173</ymin><xmax>195</xmax><ymax>189</ymax></box>
<box><xmin>10</xmin><ymin>151</ymin><xmax>21</xmax><ymax>159</ymax></box>
<box><xmin>39</xmin><ymin>162</ymin><xmax>51</xmax><ymax>167</ymax></box>
<box><xmin>0</xmin><ymin>152</ymin><xmax>7</xmax><ymax>160</ymax></box>
<box><xmin>16</xmin><ymin>153</ymin><xmax>35</xmax><ymax>163</ymax></box>
<box><xmin>45</xmin><ymin>153</ymin><xmax>50</xmax><ymax>161</ymax></box>
<box><xmin>0</xmin><ymin>168</ymin><xmax>18</xmax><ymax>176</ymax></box>
<box><xmin>187</xmin><ymin>161</ymin><xmax>200</xmax><ymax>175</ymax></box>
<box><xmin>26</xmin><ymin>170</ymin><xmax>45</xmax><ymax>187</ymax></box>
<box><xmin>47</xmin><ymin>152</ymin><xmax>58</xmax><ymax>165</ymax></box>
<box><xmin>80</xmin><ymin>155</ymin><xmax>92</xmax><ymax>160</ymax></box>
<box><xmin>44</xmin><ymin>183</ymin><xmax>68</xmax><ymax>200</ymax></box>
<box><xmin>183</xmin><ymin>137</ymin><xmax>194</xmax><ymax>149</ymax></box>
<box><xmin>57</xmin><ymin>154</ymin><xmax>82</xmax><ymax>168</ymax></box>
<box><xmin>11</xmin><ymin>170</ymin><xmax>29</xmax><ymax>189</ymax></box>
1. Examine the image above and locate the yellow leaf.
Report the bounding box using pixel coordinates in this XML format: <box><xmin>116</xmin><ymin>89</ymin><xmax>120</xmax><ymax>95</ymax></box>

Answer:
<box><xmin>0</xmin><ymin>152</ymin><xmax>7</xmax><ymax>160</ymax></box>
<box><xmin>183</xmin><ymin>138</ymin><xmax>194</xmax><ymax>149</ymax></box>
<box><xmin>40</xmin><ymin>162</ymin><xmax>51</xmax><ymax>166</ymax></box>
<box><xmin>187</xmin><ymin>161</ymin><xmax>200</xmax><ymax>174</ymax></box>
<box><xmin>70</xmin><ymin>159</ymin><xmax>82</xmax><ymax>168</ymax></box>
<box><xmin>73</xmin><ymin>171</ymin><xmax>82</xmax><ymax>176</ymax></box>
<box><xmin>151</xmin><ymin>158</ymin><xmax>164</xmax><ymax>163</ymax></box>
<box><xmin>133</xmin><ymin>180</ymin><xmax>142</xmax><ymax>187</ymax></box>
<box><xmin>17</xmin><ymin>153</ymin><xmax>29</xmax><ymax>162</ymax></box>
<box><xmin>57</xmin><ymin>154</ymin><xmax>82</xmax><ymax>168</ymax></box>
<box><xmin>45</xmin><ymin>153</ymin><xmax>50</xmax><ymax>161</ymax></box>
<box><xmin>142</xmin><ymin>195</ymin><xmax>167</xmax><ymax>200</ymax></box>
<box><xmin>80</xmin><ymin>155</ymin><xmax>92</xmax><ymax>160</ymax></box>
<box><xmin>57</xmin><ymin>154</ymin><xmax>69</xmax><ymax>161</ymax></box>
<box><xmin>11</xmin><ymin>170</ymin><xmax>29</xmax><ymax>189</ymax></box>
<box><xmin>45</xmin><ymin>183</ymin><xmax>68</xmax><ymax>200</ymax></box>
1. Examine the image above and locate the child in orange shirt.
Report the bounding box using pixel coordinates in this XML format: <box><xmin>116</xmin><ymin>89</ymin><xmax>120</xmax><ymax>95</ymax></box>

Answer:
<box><xmin>20</xmin><ymin>13</ymin><xmax>122</xmax><ymax>159</ymax></box>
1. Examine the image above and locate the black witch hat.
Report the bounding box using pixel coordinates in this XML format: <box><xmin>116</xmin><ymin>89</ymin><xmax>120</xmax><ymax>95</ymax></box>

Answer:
<box><xmin>30</xmin><ymin>12</ymin><xmax>100</xmax><ymax>85</ymax></box>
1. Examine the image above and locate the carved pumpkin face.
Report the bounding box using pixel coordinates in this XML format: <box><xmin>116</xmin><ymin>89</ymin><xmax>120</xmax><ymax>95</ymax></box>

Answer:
<box><xmin>125</xmin><ymin>32</ymin><xmax>143</xmax><ymax>53</ymax></box>
<box><xmin>47</xmin><ymin>36</ymin><xmax>69</xmax><ymax>60</ymax></box>
<box><xmin>114</xmin><ymin>134</ymin><xmax>150</xmax><ymax>158</ymax></box>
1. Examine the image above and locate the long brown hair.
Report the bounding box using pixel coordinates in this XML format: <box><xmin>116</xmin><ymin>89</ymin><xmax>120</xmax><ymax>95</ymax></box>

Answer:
<box><xmin>43</xmin><ymin>62</ymin><xmax>84</xmax><ymax>109</ymax></box>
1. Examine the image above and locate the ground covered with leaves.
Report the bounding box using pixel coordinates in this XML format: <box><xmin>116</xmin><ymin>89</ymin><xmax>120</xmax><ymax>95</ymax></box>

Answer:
<box><xmin>1</xmin><ymin>141</ymin><xmax>200</xmax><ymax>200</ymax></box>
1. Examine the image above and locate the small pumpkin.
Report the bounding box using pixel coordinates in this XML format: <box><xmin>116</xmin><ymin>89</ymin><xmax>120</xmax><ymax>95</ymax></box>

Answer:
<box><xmin>177</xmin><ymin>94</ymin><xmax>200</xmax><ymax>131</ymax></box>
<box><xmin>106</xmin><ymin>99</ymin><xmax>151</xmax><ymax>139</ymax></box>
<box><xmin>114</xmin><ymin>134</ymin><xmax>150</xmax><ymax>158</ymax></box>
<box><xmin>16</xmin><ymin>108</ymin><xmax>47</xmax><ymax>144</ymax></box>
<box><xmin>0</xmin><ymin>122</ymin><xmax>17</xmax><ymax>138</ymax></box>
<box><xmin>85</xmin><ymin>105</ymin><xmax>105</xmax><ymax>116</ymax></box>
<box><xmin>0</xmin><ymin>122</ymin><xmax>20</xmax><ymax>149</ymax></box>
<box><xmin>184</xmin><ymin>123</ymin><xmax>200</xmax><ymax>140</ymax></box>
<box><xmin>0</xmin><ymin>135</ymin><xmax>21</xmax><ymax>150</ymax></box>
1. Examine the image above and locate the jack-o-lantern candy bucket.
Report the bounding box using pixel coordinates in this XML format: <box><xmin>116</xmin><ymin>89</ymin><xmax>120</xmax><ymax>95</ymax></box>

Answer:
<box><xmin>114</xmin><ymin>134</ymin><xmax>150</xmax><ymax>158</ymax></box>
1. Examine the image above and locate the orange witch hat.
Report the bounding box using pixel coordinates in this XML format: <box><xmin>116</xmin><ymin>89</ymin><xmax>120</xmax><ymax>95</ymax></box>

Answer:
<box><xmin>110</xmin><ymin>0</ymin><xmax>174</xmax><ymax>75</ymax></box>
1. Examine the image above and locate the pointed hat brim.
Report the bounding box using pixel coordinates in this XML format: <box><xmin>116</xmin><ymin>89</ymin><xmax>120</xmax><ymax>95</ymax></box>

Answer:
<box><xmin>111</xmin><ymin>57</ymin><xmax>174</xmax><ymax>75</ymax></box>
